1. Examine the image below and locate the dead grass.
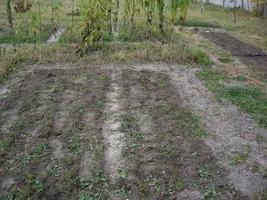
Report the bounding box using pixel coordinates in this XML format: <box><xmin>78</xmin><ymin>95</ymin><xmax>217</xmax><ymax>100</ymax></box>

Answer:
<box><xmin>0</xmin><ymin>40</ymin><xmax>211</xmax><ymax>83</ymax></box>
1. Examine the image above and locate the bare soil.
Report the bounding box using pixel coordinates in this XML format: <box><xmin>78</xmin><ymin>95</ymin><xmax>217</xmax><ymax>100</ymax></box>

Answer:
<box><xmin>0</xmin><ymin>63</ymin><xmax>266</xmax><ymax>200</ymax></box>
<box><xmin>201</xmin><ymin>32</ymin><xmax>267</xmax><ymax>73</ymax></box>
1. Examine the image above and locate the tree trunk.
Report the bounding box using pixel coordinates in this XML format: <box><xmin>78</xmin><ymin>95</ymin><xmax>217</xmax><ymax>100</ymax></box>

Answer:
<box><xmin>234</xmin><ymin>4</ymin><xmax>237</xmax><ymax>24</ymax></box>
<box><xmin>51</xmin><ymin>0</ymin><xmax>55</xmax><ymax>26</ymax></box>
<box><xmin>6</xmin><ymin>0</ymin><xmax>13</xmax><ymax>29</ymax></box>
<box><xmin>131</xmin><ymin>0</ymin><xmax>135</xmax><ymax>34</ymax></box>
<box><xmin>264</xmin><ymin>4</ymin><xmax>267</xmax><ymax>16</ymax></box>
<box><xmin>201</xmin><ymin>0</ymin><xmax>205</xmax><ymax>14</ymax></box>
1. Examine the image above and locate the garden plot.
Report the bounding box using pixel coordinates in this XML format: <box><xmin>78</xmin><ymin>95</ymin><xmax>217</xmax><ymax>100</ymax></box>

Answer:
<box><xmin>0</xmin><ymin>63</ymin><xmax>266</xmax><ymax>200</ymax></box>
<box><xmin>201</xmin><ymin>31</ymin><xmax>267</xmax><ymax>73</ymax></box>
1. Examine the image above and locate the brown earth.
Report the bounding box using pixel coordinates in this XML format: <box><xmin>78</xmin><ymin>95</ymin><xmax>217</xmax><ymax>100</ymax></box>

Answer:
<box><xmin>0</xmin><ymin>64</ymin><xmax>266</xmax><ymax>200</ymax></box>
<box><xmin>201</xmin><ymin>32</ymin><xmax>267</xmax><ymax>74</ymax></box>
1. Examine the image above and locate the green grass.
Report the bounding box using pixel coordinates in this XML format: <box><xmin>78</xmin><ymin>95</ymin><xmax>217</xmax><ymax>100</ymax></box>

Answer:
<box><xmin>197</xmin><ymin>67</ymin><xmax>267</xmax><ymax>128</ymax></box>
<box><xmin>218</xmin><ymin>56</ymin><xmax>233</xmax><ymax>64</ymax></box>
<box><xmin>222</xmin><ymin>87</ymin><xmax>267</xmax><ymax>126</ymax></box>
<box><xmin>191</xmin><ymin>48</ymin><xmax>213</xmax><ymax>66</ymax></box>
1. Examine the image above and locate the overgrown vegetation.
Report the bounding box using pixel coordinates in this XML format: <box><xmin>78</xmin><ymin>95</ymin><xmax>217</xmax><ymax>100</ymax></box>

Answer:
<box><xmin>0</xmin><ymin>38</ymin><xmax>211</xmax><ymax>83</ymax></box>
<box><xmin>73</xmin><ymin>0</ymin><xmax>191</xmax><ymax>53</ymax></box>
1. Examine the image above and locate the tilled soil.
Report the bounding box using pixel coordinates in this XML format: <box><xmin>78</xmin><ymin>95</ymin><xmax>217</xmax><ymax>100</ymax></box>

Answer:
<box><xmin>0</xmin><ymin>64</ymin><xmax>266</xmax><ymax>200</ymax></box>
<box><xmin>201</xmin><ymin>32</ymin><xmax>267</xmax><ymax>72</ymax></box>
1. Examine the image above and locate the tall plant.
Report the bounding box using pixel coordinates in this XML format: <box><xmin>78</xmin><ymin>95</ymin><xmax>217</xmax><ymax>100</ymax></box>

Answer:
<box><xmin>75</xmin><ymin>0</ymin><xmax>110</xmax><ymax>53</ymax></box>
<box><xmin>74</xmin><ymin>0</ymin><xmax>192</xmax><ymax>53</ymax></box>
<box><xmin>157</xmin><ymin>0</ymin><xmax>165</xmax><ymax>32</ymax></box>
<box><xmin>143</xmin><ymin>0</ymin><xmax>156</xmax><ymax>26</ymax></box>
<box><xmin>179</xmin><ymin>0</ymin><xmax>190</xmax><ymax>25</ymax></box>
<box><xmin>6</xmin><ymin>0</ymin><xmax>13</xmax><ymax>29</ymax></box>
<box><xmin>51</xmin><ymin>0</ymin><xmax>60</xmax><ymax>28</ymax></box>
<box><xmin>113</xmin><ymin>0</ymin><xmax>119</xmax><ymax>32</ymax></box>
<box><xmin>170</xmin><ymin>0</ymin><xmax>179</xmax><ymax>25</ymax></box>
<box><xmin>131</xmin><ymin>0</ymin><xmax>136</xmax><ymax>33</ymax></box>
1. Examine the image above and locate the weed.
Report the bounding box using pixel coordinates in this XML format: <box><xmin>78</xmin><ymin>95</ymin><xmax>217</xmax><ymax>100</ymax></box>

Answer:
<box><xmin>79</xmin><ymin>107</ymin><xmax>87</xmax><ymax>115</ymax></box>
<box><xmin>79</xmin><ymin>178</ymin><xmax>94</xmax><ymax>190</ymax></box>
<box><xmin>118</xmin><ymin>168</ymin><xmax>127</xmax><ymax>179</ymax></box>
<box><xmin>176</xmin><ymin>179</ymin><xmax>185</xmax><ymax>191</ymax></box>
<box><xmin>230</xmin><ymin>146</ymin><xmax>251</xmax><ymax>165</ymax></box>
<box><xmin>26</xmin><ymin>143</ymin><xmax>49</xmax><ymax>163</ymax></box>
<box><xmin>0</xmin><ymin>134</ymin><xmax>15</xmax><ymax>155</ymax></box>
<box><xmin>94</xmin><ymin>97</ymin><xmax>105</xmax><ymax>110</ymax></box>
<box><xmin>116</xmin><ymin>186</ymin><xmax>131</xmax><ymax>199</ymax></box>
<box><xmin>64</xmin><ymin>154</ymin><xmax>76</xmax><ymax>166</ymax></box>
<box><xmin>187</xmin><ymin>115</ymin><xmax>208</xmax><ymax>138</ymax></box>
<box><xmin>46</xmin><ymin>164</ymin><xmax>60</xmax><ymax>177</ymax></box>
<box><xmin>16</xmin><ymin>174</ymin><xmax>45</xmax><ymax>198</ymax></box>
<box><xmin>79</xmin><ymin>192</ymin><xmax>93</xmax><ymax>200</ymax></box>
<box><xmin>78</xmin><ymin>169</ymin><xmax>110</xmax><ymax>199</ymax></box>
<box><xmin>121</xmin><ymin>112</ymin><xmax>137</xmax><ymax>130</ymax></box>
<box><xmin>251</xmin><ymin>163</ymin><xmax>261</xmax><ymax>173</ymax></box>
<box><xmin>16</xmin><ymin>113</ymin><xmax>28</xmax><ymax>131</ymax></box>
<box><xmin>132</xmin><ymin>131</ymin><xmax>144</xmax><ymax>142</ymax></box>
<box><xmin>162</xmin><ymin>188</ymin><xmax>175</xmax><ymax>197</ymax></box>
<box><xmin>63</xmin><ymin>168</ymin><xmax>79</xmax><ymax>189</ymax></box>
<box><xmin>192</xmin><ymin>152</ymin><xmax>198</xmax><ymax>159</ymax></box>
<box><xmin>99</xmin><ymin>74</ymin><xmax>109</xmax><ymax>82</ymax></box>
<box><xmin>92</xmin><ymin>142</ymin><xmax>105</xmax><ymax>159</ymax></box>
<box><xmin>203</xmin><ymin>184</ymin><xmax>219</xmax><ymax>200</ymax></box>
<box><xmin>42</xmin><ymin>110</ymin><xmax>54</xmax><ymax>137</ymax></box>
<box><xmin>191</xmin><ymin>48</ymin><xmax>213</xmax><ymax>66</ymax></box>
<box><xmin>159</xmin><ymin>146</ymin><xmax>176</xmax><ymax>159</ymax></box>
<box><xmin>69</xmin><ymin>135</ymin><xmax>82</xmax><ymax>153</ymax></box>
<box><xmin>145</xmin><ymin>175</ymin><xmax>161</xmax><ymax>193</ymax></box>
<box><xmin>198</xmin><ymin>167</ymin><xmax>210</xmax><ymax>179</ymax></box>
<box><xmin>27</xmin><ymin>175</ymin><xmax>45</xmax><ymax>192</ymax></box>
<box><xmin>157</xmin><ymin>79</ymin><xmax>167</xmax><ymax>88</ymax></box>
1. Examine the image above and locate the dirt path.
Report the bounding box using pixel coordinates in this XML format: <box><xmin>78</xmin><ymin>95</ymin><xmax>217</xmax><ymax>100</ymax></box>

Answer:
<box><xmin>201</xmin><ymin>32</ymin><xmax>267</xmax><ymax>73</ymax></box>
<box><xmin>102</xmin><ymin>70</ymin><xmax>125</xmax><ymax>182</ymax></box>
<box><xmin>0</xmin><ymin>63</ymin><xmax>266</xmax><ymax>199</ymax></box>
